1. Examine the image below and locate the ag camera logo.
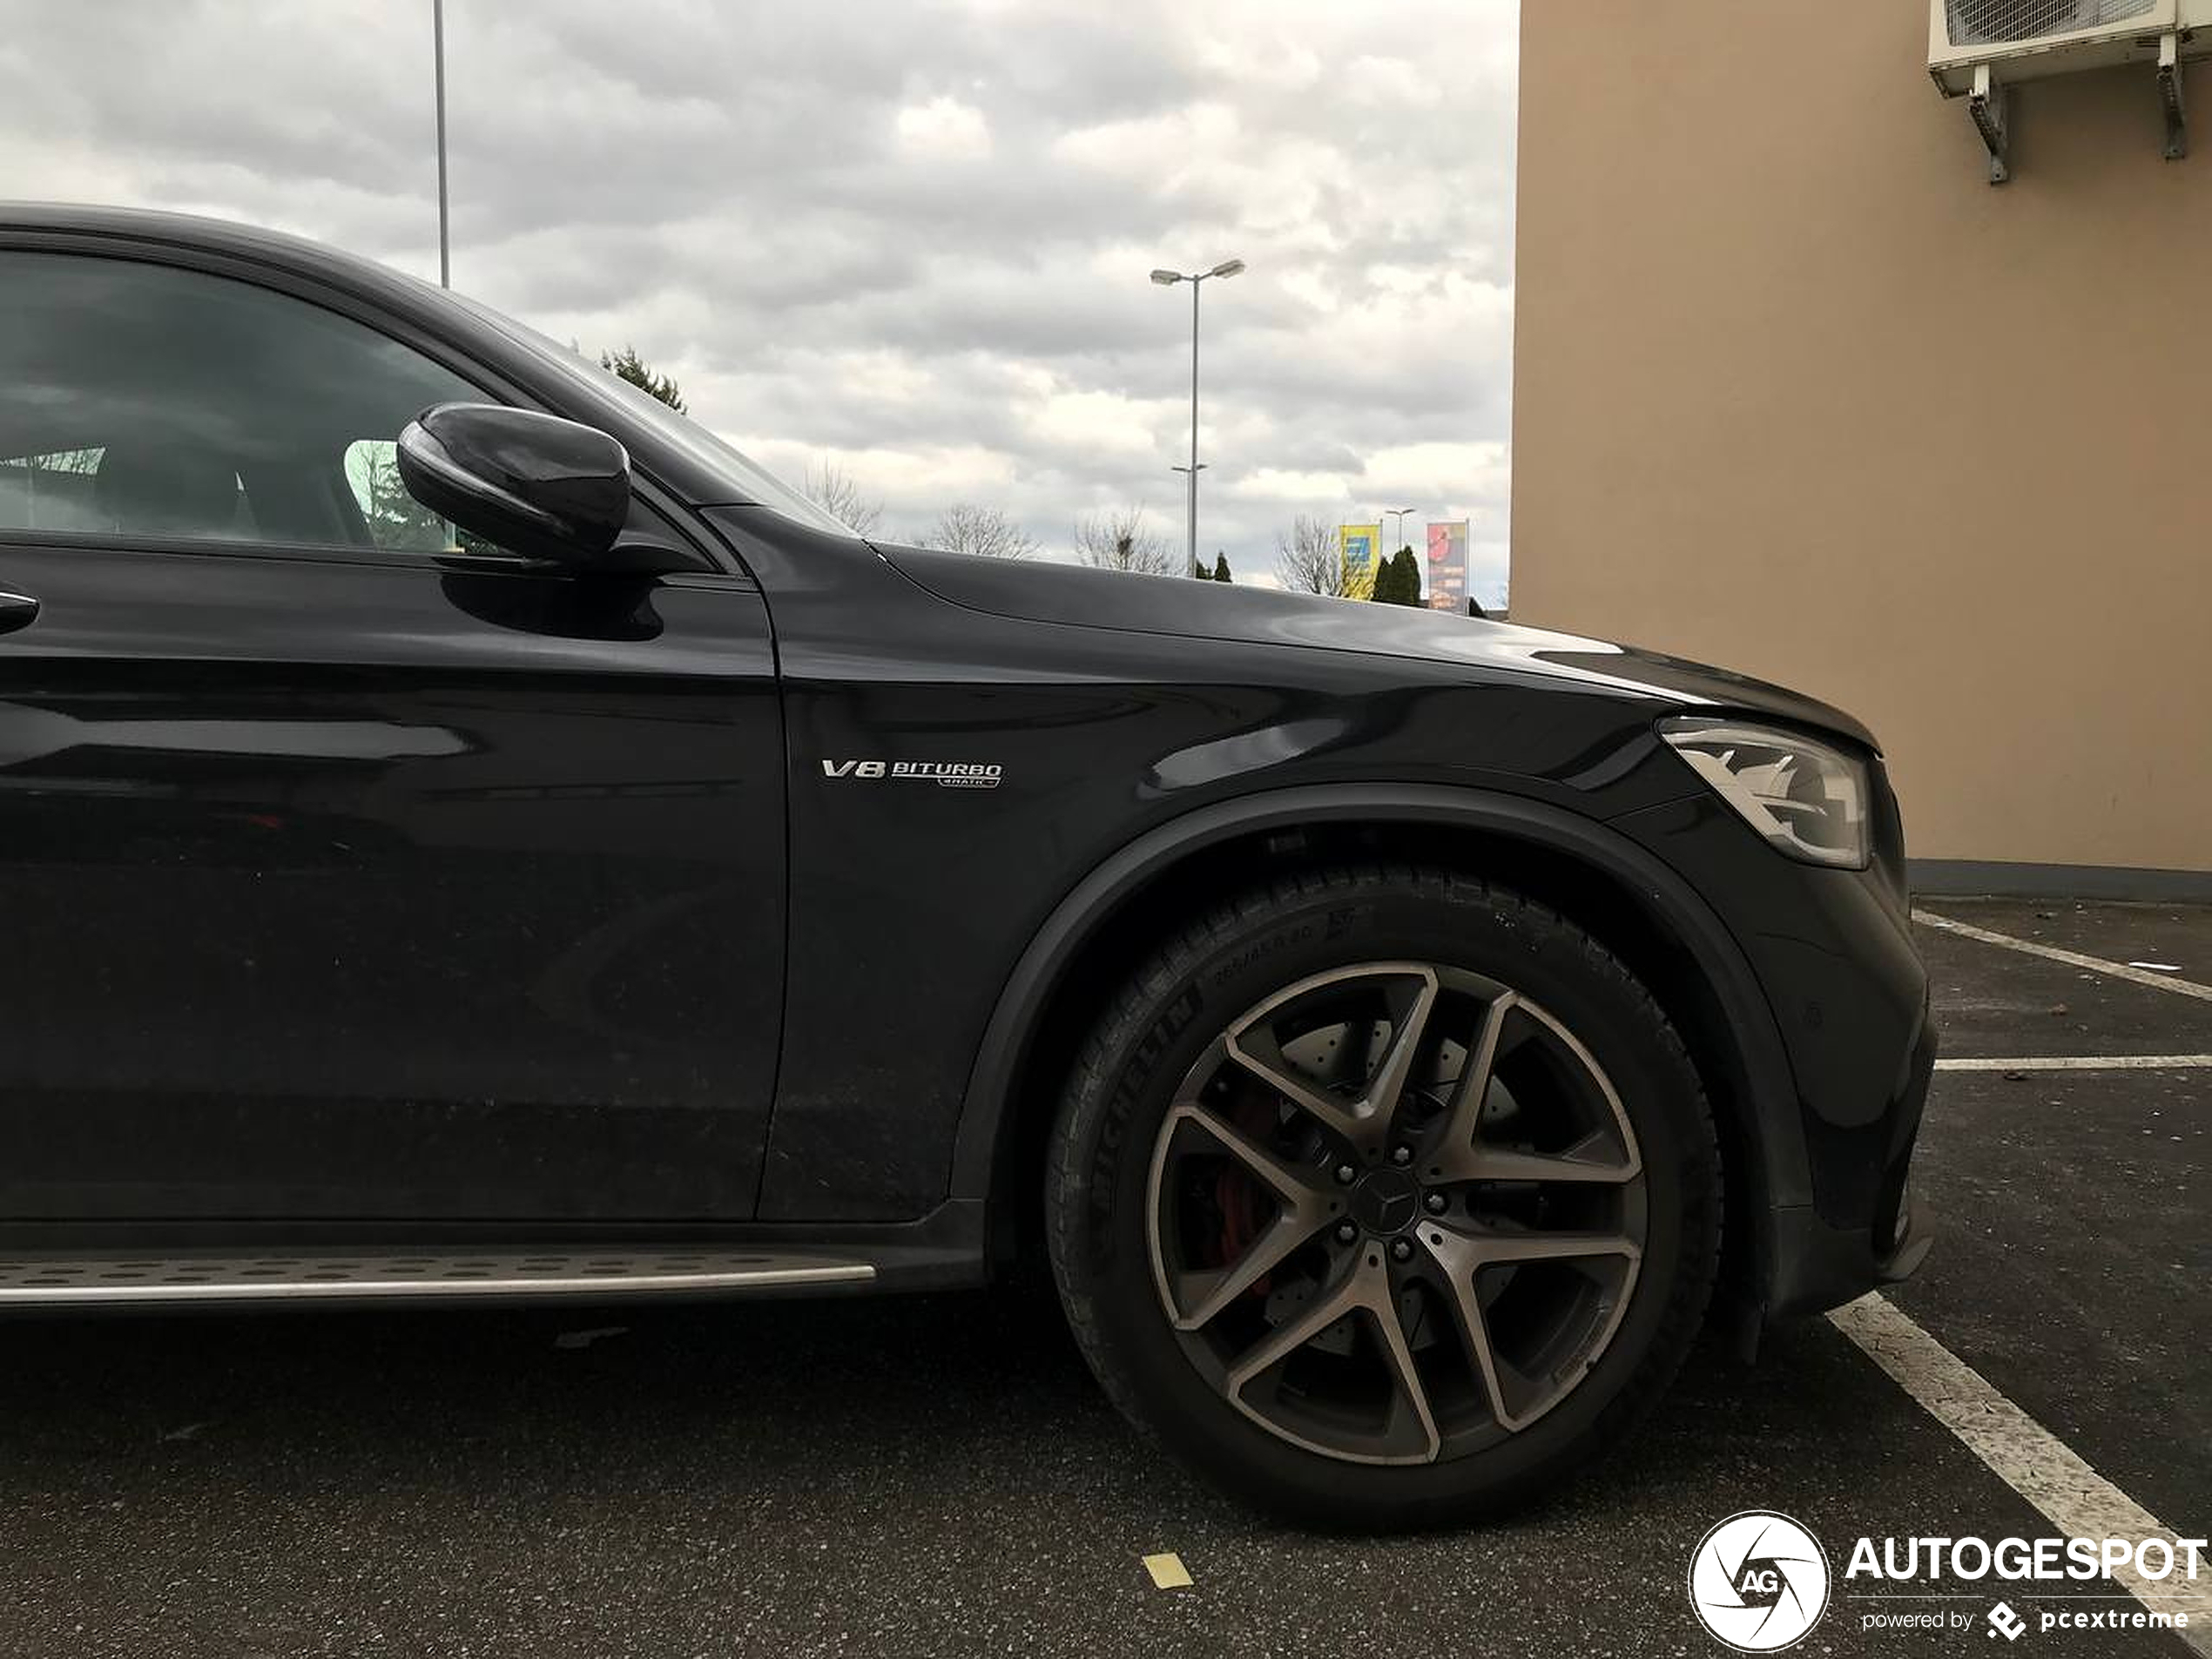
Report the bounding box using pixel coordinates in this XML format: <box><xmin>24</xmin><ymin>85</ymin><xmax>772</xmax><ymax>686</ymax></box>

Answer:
<box><xmin>1689</xmin><ymin>1511</ymin><xmax>1832</xmax><ymax>1651</ymax></box>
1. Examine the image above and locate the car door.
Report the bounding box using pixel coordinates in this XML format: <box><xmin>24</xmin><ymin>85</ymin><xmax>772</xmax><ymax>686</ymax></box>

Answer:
<box><xmin>0</xmin><ymin>246</ymin><xmax>784</xmax><ymax>1222</ymax></box>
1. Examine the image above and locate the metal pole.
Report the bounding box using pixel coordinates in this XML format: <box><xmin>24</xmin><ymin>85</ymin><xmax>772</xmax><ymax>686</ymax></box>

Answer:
<box><xmin>1187</xmin><ymin>274</ymin><xmax>1200</xmax><ymax>575</ymax></box>
<box><xmin>434</xmin><ymin>0</ymin><xmax>450</xmax><ymax>287</ymax></box>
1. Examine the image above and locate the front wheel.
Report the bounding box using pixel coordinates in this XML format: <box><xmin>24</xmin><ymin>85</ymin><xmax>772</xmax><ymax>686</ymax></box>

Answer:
<box><xmin>1045</xmin><ymin>864</ymin><xmax>1722</xmax><ymax>1528</ymax></box>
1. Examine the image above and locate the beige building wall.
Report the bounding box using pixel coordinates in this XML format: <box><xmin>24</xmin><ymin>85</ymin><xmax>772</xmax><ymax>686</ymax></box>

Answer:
<box><xmin>1513</xmin><ymin>0</ymin><xmax>2211</xmax><ymax>877</ymax></box>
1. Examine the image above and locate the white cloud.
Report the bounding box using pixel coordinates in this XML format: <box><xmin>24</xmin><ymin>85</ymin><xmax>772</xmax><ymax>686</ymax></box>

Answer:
<box><xmin>1230</xmin><ymin>469</ymin><xmax>1351</xmax><ymax>505</ymax></box>
<box><xmin>1364</xmin><ymin>442</ymin><xmax>1512</xmax><ymax>505</ymax></box>
<box><xmin>0</xmin><ymin>0</ymin><xmax>1520</xmax><ymax>573</ymax></box>
<box><xmin>1032</xmin><ymin>386</ymin><xmax>1174</xmax><ymax>458</ymax></box>
<box><xmin>895</xmin><ymin>96</ymin><xmax>993</xmax><ymax>162</ymax></box>
<box><xmin>1053</xmin><ymin>101</ymin><xmax>1239</xmax><ymax>177</ymax></box>
<box><xmin>734</xmin><ymin>435</ymin><xmax>1019</xmax><ymax>509</ymax></box>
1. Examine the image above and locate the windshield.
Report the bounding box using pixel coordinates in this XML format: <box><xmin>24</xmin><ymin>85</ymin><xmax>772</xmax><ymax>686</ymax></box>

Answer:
<box><xmin>446</xmin><ymin>291</ymin><xmax>853</xmax><ymax>537</ymax></box>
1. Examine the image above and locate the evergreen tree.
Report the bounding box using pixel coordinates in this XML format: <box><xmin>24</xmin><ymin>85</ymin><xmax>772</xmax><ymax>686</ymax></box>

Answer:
<box><xmin>1368</xmin><ymin>548</ymin><xmax>1401</xmax><ymax>603</ymax></box>
<box><xmin>1212</xmin><ymin>552</ymin><xmax>1231</xmax><ymax>583</ymax></box>
<box><xmin>1393</xmin><ymin>544</ymin><xmax>1423</xmax><ymax>605</ymax></box>
<box><xmin>1367</xmin><ymin>544</ymin><xmax>1421</xmax><ymax>605</ymax></box>
<box><xmin>600</xmin><ymin>345</ymin><xmax>686</xmax><ymax>412</ymax></box>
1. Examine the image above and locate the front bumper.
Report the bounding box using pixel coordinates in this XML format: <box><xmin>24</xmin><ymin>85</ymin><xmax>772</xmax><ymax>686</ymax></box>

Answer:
<box><xmin>1764</xmin><ymin>1002</ymin><xmax>1937</xmax><ymax>1318</ymax></box>
<box><xmin>1611</xmin><ymin>763</ymin><xmax>1937</xmax><ymax>1324</ymax></box>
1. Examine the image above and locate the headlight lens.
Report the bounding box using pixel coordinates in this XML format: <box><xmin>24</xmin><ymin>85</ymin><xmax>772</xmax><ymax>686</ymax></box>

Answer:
<box><xmin>1659</xmin><ymin>717</ymin><xmax>1871</xmax><ymax>869</ymax></box>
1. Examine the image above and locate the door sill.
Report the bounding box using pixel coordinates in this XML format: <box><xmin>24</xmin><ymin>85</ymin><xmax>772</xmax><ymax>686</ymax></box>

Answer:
<box><xmin>0</xmin><ymin>1248</ymin><xmax>873</xmax><ymax>1306</ymax></box>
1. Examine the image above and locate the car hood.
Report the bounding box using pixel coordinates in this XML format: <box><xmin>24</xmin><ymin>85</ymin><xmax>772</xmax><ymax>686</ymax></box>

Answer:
<box><xmin>874</xmin><ymin>543</ymin><xmax>1878</xmax><ymax>752</ymax></box>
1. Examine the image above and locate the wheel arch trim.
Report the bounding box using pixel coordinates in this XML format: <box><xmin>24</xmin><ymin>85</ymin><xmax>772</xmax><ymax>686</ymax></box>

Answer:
<box><xmin>949</xmin><ymin>782</ymin><xmax>1811</xmax><ymax>1287</ymax></box>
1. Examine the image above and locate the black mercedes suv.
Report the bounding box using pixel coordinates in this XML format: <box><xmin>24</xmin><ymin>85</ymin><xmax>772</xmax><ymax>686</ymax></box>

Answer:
<box><xmin>0</xmin><ymin>206</ymin><xmax>1932</xmax><ymax>1528</ymax></box>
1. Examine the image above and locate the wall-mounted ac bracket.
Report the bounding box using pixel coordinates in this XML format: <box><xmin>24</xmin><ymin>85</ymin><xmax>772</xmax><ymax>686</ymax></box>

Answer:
<box><xmin>2160</xmin><ymin>31</ymin><xmax>2188</xmax><ymax>159</ymax></box>
<box><xmin>1970</xmin><ymin>64</ymin><xmax>2011</xmax><ymax>184</ymax></box>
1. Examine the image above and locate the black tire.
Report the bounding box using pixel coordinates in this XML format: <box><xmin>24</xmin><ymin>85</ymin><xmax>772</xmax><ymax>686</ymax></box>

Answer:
<box><xmin>1045</xmin><ymin>862</ymin><xmax>1722</xmax><ymax>1530</ymax></box>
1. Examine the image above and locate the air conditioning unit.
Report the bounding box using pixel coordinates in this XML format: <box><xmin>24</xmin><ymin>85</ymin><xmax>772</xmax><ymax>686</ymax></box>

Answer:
<box><xmin>1930</xmin><ymin>0</ymin><xmax>2212</xmax><ymax>178</ymax></box>
<box><xmin>1932</xmin><ymin>0</ymin><xmax>2178</xmax><ymax>91</ymax></box>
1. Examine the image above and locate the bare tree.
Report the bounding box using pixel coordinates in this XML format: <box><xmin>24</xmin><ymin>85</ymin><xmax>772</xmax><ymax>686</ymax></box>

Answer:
<box><xmin>804</xmin><ymin>459</ymin><xmax>883</xmax><ymax>536</ymax></box>
<box><xmin>919</xmin><ymin>502</ymin><xmax>1039</xmax><ymax>560</ymax></box>
<box><xmin>1275</xmin><ymin>512</ymin><xmax>1352</xmax><ymax>596</ymax></box>
<box><xmin>1072</xmin><ymin>506</ymin><xmax>1173</xmax><ymax>576</ymax></box>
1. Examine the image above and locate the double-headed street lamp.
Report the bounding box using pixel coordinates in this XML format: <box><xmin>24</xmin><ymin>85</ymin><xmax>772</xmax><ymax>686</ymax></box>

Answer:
<box><xmin>1151</xmin><ymin>257</ymin><xmax>1245</xmax><ymax>575</ymax></box>
<box><xmin>1383</xmin><ymin>506</ymin><xmax>1416</xmax><ymax>553</ymax></box>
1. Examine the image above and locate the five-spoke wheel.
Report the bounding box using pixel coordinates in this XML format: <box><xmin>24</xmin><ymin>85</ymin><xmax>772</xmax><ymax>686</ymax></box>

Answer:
<box><xmin>1048</xmin><ymin>867</ymin><xmax>1720</xmax><ymax>1527</ymax></box>
<box><xmin>1147</xmin><ymin>962</ymin><xmax>1646</xmax><ymax>1464</ymax></box>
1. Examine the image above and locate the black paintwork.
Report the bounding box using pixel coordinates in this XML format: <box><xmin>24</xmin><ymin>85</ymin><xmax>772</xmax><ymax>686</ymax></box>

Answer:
<box><xmin>0</xmin><ymin>541</ymin><xmax>784</xmax><ymax>1220</ymax></box>
<box><xmin>0</xmin><ymin>206</ymin><xmax>1931</xmax><ymax>1318</ymax></box>
<box><xmin>397</xmin><ymin>402</ymin><xmax>630</xmax><ymax>565</ymax></box>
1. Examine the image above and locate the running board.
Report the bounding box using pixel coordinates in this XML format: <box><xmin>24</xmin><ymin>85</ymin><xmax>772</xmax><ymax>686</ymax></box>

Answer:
<box><xmin>0</xmin><ymin>1249</ymin><xmax>874</xmax><ymax>1306</ymax></box>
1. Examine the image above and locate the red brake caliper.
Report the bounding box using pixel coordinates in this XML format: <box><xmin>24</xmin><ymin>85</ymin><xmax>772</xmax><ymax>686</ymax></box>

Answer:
<box><xmin>1211</xmin><ymin>1097</ymin><xmax>1280</xmax><ymax>1297</ymax></box>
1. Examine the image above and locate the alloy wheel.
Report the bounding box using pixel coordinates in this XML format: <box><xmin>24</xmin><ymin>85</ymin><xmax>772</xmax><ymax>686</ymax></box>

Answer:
<box><xmin>1144</xmin><ymin>961</ymin><xmax>1648</xmax><ymax>1466</ymax></box>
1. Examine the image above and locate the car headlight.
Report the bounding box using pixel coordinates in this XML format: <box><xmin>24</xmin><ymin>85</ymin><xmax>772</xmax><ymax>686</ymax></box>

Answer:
<box><xmin>1659</xmin><ymin>717</ymin><xmax>1871</xmax><ymax>869</ymax></box>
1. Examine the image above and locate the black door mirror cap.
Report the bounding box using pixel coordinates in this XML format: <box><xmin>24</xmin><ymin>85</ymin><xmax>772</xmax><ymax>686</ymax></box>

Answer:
<box><xmin>398</xmin><ymin>402</ymin><xmax>630</xmax><ymax>567</ymax></box>
<box><xmin>585</xmin><ymin>533</ymin><xmax>705</xmax><ymax>578</ymax></box>
<box><xmin>428</xmin><ymin>536</ymin><xmax>698</xmax><ymax>581</ymax></box>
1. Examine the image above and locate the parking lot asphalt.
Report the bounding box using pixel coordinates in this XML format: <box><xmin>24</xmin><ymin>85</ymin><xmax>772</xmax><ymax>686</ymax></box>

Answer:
<box><xmin>0</xmin><ymin>900</ymin><xmax>2204</xmax><ymax>1658</ymax></box>
<box><xmin>1917</xmin><ymin>899</ymin><xmax>2212</xmax><ymax>1059</ymax></box>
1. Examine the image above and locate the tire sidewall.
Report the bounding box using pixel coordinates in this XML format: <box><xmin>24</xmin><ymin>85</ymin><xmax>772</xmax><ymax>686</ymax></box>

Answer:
<box><xmin>1056</xmin><ymin>874</ymin><xmax>1718</xmax><ymax>1527</ymax></box>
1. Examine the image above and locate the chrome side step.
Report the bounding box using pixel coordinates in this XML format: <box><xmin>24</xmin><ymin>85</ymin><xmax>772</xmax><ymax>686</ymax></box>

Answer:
<box><xmin>0</xmin><ymin>1249</ymin><xmax>873</xmax><ymax>1306</ymax></box>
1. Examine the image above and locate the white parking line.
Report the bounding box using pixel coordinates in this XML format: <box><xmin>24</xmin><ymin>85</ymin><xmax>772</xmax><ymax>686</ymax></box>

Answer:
<box><xmin>1829</xmin><ymin>1294</ymin><xmax>2212</xmax><ymax>1655</ymax></box>
<box><xmin>1935</xmin><ymin>1055</ymin><xmax>2212</xmax><ymax>1072</ymax></box>
<box><xmin>1913</xmin><ymin>911</ymin><xmax>2212</xmax><ymax>1003</ymax></box>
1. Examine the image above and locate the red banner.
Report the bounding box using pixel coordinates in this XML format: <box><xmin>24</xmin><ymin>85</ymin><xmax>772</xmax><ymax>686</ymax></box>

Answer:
<box><xmin>1426</xmin><ymin>521</ymin><xmax>1469</xmax><ymax>611</ymax></box>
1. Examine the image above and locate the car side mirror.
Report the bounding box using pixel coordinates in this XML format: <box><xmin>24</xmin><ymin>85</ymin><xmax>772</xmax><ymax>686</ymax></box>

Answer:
<box><xmin>397</xmin><ymin>402</ymin><xmax>630</xmax><ymax>567</ymax></box>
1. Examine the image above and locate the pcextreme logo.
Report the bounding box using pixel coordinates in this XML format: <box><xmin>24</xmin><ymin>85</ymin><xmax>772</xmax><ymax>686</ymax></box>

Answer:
<box><xmin>1688</xmin><ymin>1511</ymin><xmax>1833</xmax><ymax>1652</ymax></box>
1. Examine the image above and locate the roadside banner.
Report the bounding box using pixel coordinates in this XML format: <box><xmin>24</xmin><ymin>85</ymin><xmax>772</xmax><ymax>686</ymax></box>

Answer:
<box><xmin>1426</xmin><ymin>520</ymin><xmax>1469</xmax><ymax>612</ymax></box>
<box><xmin>1340</xmin><ymin>523</ymin><xmax>1379</xmax><ymax>573</ymax></box>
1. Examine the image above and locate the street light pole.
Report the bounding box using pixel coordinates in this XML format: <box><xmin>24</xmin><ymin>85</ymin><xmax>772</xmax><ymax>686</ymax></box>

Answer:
<box><xmin>1384</xmin><ymin>506</ymin><xmax>1415</xmax><ymax>553</ymax></box>
<box><xmin>1152</xmin><ymin>257</ymin><xmax>1244</xmax><ymax>576</ymax></box>
<box><xmin>433</xmin><ymin>0</ymin><xmax>450</xmax><ymax>287</ymax></box>
<box><xmin>1186</xmin><ymin>273</ymin><xmax>1199</xmax><ymax>571</ymax></box>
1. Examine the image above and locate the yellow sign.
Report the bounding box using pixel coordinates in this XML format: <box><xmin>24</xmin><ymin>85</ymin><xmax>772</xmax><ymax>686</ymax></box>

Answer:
<box><xmin>1338</xmin><ymin>524</ymin><xmax>1379</xmax><ymax>598</ymax></box>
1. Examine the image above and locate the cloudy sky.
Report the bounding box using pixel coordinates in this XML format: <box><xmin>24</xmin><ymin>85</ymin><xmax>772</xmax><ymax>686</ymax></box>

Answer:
<box><xmin>0</xmin><ymin>0</ymin><xmax>1518</xmax><ymax>602</ymax></box>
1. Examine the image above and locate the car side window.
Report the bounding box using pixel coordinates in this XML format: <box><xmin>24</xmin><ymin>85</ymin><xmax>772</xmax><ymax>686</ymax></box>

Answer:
<box><xmin>0</xmin><ymin>250</ymin><xmax>496</xmax><ymax>558</ymax></box>
<box><xmin>342</xmin><ymin>439</ymin><xmax>460</xmax><ymax>553</ymax></box>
